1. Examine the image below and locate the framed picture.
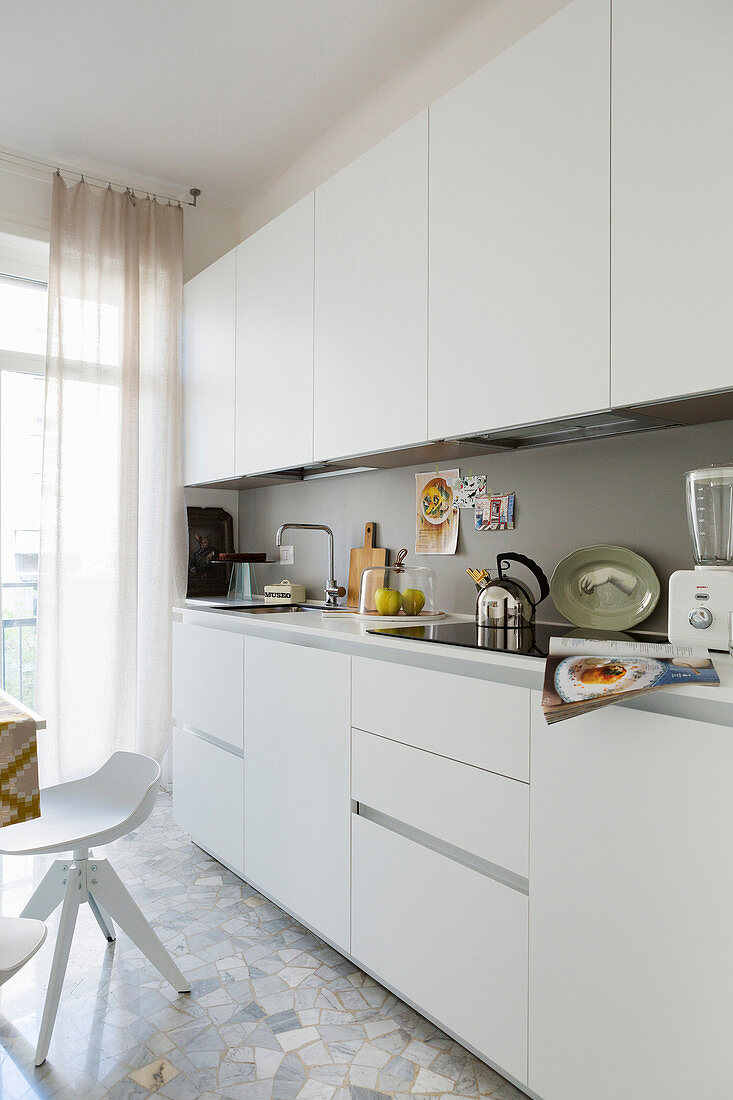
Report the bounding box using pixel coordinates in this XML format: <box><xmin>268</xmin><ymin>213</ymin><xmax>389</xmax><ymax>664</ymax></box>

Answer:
<box><xmin>186</xmin><ymin>506</ymin><xmax>234</xmax><ymax>597</ymax></box>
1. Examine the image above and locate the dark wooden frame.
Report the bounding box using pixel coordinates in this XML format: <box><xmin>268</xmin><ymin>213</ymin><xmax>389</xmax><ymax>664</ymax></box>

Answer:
<box><xmin>186</xmin><ymin>506</ymin><xmax>234</xmax><ymax>597</ymax></box>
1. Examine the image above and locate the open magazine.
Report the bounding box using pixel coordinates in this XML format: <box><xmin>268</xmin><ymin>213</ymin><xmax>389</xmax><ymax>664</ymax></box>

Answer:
<box><xmin>542</xmin><ymin>637</ymin><xmax>719</xmax><ymax>724</ymax></box>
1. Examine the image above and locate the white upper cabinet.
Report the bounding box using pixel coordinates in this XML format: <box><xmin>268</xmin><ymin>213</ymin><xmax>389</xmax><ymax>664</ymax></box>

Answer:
<box><xmin>314</xmin><ymin>112</ymin><xmax>428</xmax><ymax>461</ymax></box>
<box><xmin>428</xmin><ymin>0</ymin><xmax>611</xmax><ymax>440</ymax></box>
<box><xmin>182</xmin><ymin>249</ymin><xmax>236</xmax><ymax>484</ymax></box>
<box><xmin>235</xmin><ymin>194</ymin><xmax>314</xmax><ymax>474</ymax></box>
<box><xmin>611</xmin><ymin>0</ymin><xmax>733</xmax><ymax>408</ymax></box>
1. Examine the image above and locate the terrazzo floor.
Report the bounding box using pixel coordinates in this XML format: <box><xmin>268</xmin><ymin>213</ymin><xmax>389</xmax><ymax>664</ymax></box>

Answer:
<box><xmin>0</xmin><ymin>793</ymin><xmax>524</xmax><ymax>1100</ymax></box>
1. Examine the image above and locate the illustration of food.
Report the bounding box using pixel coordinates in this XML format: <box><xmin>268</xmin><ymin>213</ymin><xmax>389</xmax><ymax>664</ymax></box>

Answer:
<box><xmin>374</xmin><ymin>587</ymin><xmax>402</xmax><ymax>616</ymax></box>
<box><xmin>401</xmin><ymin>588</ymin><xmax>426</xmax><ymax>616</ymax></box>
<box><xmin>422</xmin><ymin>479</ymin><xmax>452</xmax><ymax>520</ymax></box>
<box><xmin>423</xmin><ymin>489</ymin><xmax>441</xmax><ymax>516</ymax></box>
<box><xmin>580</xmin><ymin>662</ymin><xmax>627</xmax><ymax>685</ymax></box>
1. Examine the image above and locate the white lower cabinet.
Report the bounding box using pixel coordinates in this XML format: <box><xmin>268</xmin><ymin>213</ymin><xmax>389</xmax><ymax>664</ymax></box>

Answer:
<box><xmin>172</xmin><ymin>620</ymin><xmax>245</xmax><ymax>876</ymax></box>
<box><xmin>351</xmin><ymin>717</ymin><xmax>529</xmax><ymax>1086</ymax></box>
<box><xmin>352</xmin><ymin>727</ymin><xmax>529</xmax><ymax>880</ymax></box>
<box><xmin>171</xmin><ymin>618</ymin><xmax>733</xmax><ymax>1099</ymax></box>
<box><xmin>352</xmin><ymin>657</ymin><xmax>530</xmax><ymax>782</ymax></box>
<box><xmin>243</xmin><ymin>636</ymin><xmax>351</xmax><ymax>952</ymax></box>
<box><xmin>172</xmin><ymin>621</ymin><xmax>244</xmax><ymax>752</ymax></box>
<box><xmin>172</xmin><ymin>727</ymin><xmax>244</xmax><ymax>876</ymax></box>
<box><xmin>352</xmin><ymin>814</ymin><xmax>528</xmax><ymax>1086</ymax></box>
<box><xmin>528</xmin><ymin>692</ymin><xmax>733</xmax><ymax>1099</ymax></box>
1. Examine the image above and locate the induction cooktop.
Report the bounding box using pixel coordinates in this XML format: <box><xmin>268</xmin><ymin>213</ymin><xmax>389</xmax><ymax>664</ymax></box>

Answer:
<box><xmin>366</xmin><ymin>621</ymin><xmax>667</xmax><ymax>659</ymax></box>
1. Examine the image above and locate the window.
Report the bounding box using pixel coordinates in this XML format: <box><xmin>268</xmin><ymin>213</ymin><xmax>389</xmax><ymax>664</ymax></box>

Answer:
<box><xmin>0</xmin><ymin>254</ymin><xmax>48</xmax><ymax>706</ymax></box>
<box><xmin>0</xmin><ymin>273</ymin><xmax>47</xmax><ymax>356</ymax></box>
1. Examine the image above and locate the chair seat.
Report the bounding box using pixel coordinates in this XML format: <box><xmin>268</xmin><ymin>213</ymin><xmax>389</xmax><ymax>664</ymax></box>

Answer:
<box><xmin>0</xmin><ymin>752</ymin><xmax>161</xmax><ymax>855</ymax></box>
<box><xmin>0</xmin><ymin>916</ymin><xmax>46</xmax><ymax>977</ymax></box>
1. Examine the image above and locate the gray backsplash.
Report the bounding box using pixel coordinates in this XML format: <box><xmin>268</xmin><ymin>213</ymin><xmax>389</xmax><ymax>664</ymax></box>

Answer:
<box><xmin>238</xmin><ymin>419</ymin><xmax>733</xmax><ymax>632</ymax></box>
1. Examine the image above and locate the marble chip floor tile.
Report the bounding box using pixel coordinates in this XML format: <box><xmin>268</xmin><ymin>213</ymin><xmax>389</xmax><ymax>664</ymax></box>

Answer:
<box><xmin>0</xmin><ymin>793</ymin><xmax>525</xmax><ymax>1100</ymax></box>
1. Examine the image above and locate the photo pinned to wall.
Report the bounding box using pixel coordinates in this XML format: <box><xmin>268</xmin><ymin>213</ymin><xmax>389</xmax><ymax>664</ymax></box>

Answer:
<box><xmin>475</xmin><ymin>492</ymin><xmax>515</xmax><ymax>531</ymax></box>
<box><xmin>448</xmin><ymin>474</ymin><xmax>486</xmax><ymax>508</ymax></box>
<box><xmin>415</xmin><ymin>469</ymin><xmax>459</xmax><ymax>555</ymax></box>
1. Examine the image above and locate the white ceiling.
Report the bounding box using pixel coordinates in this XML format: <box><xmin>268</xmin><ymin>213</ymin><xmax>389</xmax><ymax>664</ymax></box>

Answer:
<box><xmin>1</xmin><ymin>0</ymin><xmax>487</xmax><ymax>211</ymax></box>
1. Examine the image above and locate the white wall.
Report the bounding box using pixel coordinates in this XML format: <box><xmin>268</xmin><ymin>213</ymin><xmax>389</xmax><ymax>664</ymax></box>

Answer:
<box><xmin>238</xmin><ymin>0</ymin><xmax>572</xmax><ymax>239</ymax></box>
<box><xmin>0</xmin><ymin>166</ymin><xmax>50</xmax><ymax>242</ymax></box>
<box><xmin>0</xmin><ymin>164</ymin><xmax>240</xmax><ymax>281</ymax></box>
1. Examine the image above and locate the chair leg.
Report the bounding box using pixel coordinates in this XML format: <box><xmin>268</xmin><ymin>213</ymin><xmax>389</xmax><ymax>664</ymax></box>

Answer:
<box><xmin>85</xmin><ymin>851</ymin><xmax>114</xmax><ymax>940</ymax></box>
<box><xmin>21</xmin><ymin>860</ymin><xmax>68</xmax><ymax>922</ymax></box>
<box><xmin>88</xmin><ymin>892</ymin><xmax>116</xmax><ymax>943</ymax></box>
<box><xmin>90</xmin><ymin>860</ymin><xmax>189</xmax><ymax>994</ymax></box>
<box><xmin>35</xmin><ymin>872</ymin><xmax>81</xmax><ymax>1066</ymax></box>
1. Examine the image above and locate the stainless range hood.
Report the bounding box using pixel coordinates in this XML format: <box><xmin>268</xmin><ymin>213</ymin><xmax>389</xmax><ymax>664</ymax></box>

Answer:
<box><xmin>458</xmin><ymin>409</ymin><xmax>679</xmax><ymax>450</ymax></box>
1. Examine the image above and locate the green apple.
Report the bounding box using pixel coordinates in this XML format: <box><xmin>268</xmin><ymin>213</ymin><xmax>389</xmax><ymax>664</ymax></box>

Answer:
<box><xmin>401</xmin><ymin>588</ymin><xmax>426</xmax><ymax>616</ymax></box>
<box><xmin>374</xmin><ymin>587</ymin><xmax>402</xmax><ymax>615</ymax></box>
<box><xmin>400</xmin><ymin>589</ymin><xmax>422</xmax><ymax>616</ymax></box>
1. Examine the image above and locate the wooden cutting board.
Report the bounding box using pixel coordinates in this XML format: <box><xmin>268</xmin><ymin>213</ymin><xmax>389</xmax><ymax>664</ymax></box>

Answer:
<box><xmin>347</xmin><ymin>522</ymin><xmax>388</xmax><ymax>608</ymax></box>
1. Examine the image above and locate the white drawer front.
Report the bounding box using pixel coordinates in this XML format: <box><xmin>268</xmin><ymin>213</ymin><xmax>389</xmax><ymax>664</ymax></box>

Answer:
<box><xmin>172</xmin><ymin>622</ymin><xmax>244</xmax><ymax>750</ymax></box>
<box><xmin>353</xmin><ymin>728</ymin><xmax>528</xmax><ymax>879</ymax></box>
<box><xmin>173</xmin><ymin>728</ymin><xmax>244</xmax><ymax>876</ymax></box>
<box><xmin>352</xmin><ymin>657</ymin><xmax>529</xmax><ymax>781</ymax></box>
<box><xmin>352</xmin><ymin>813</ymin><xmax>528</xmax><ymax>1086</ymax></box>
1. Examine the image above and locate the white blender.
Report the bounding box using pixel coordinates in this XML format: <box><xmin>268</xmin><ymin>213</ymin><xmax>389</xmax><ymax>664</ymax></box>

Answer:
<box><xmin>668</xmin><ymin>466</ymin><xmax>733</xmax><ymax>650</ymax></box>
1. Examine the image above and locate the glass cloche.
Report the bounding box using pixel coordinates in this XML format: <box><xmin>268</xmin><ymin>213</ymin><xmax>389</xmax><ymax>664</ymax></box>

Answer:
<box><xmin>357</xmin><ymin>549</ymin><xmax>443</xmax><ymax>620</ymax></box>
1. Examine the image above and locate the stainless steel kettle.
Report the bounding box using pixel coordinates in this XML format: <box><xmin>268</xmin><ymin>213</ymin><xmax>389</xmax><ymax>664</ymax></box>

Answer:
<box><xmin>476</xmin><ymin>553</ymin><xmax>550</xmax><ymax>629</ymax></box>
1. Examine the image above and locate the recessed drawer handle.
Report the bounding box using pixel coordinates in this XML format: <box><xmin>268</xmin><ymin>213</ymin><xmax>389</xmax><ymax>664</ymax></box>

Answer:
<box><xmin>355</xmin><ymin>803</ymin><xmax>529</xmax><ymax>896</ymax></box>
<box><xmin>171</xmin><ymin>722</ymin><xmax>244</xmax><ymax>759</ymax></box>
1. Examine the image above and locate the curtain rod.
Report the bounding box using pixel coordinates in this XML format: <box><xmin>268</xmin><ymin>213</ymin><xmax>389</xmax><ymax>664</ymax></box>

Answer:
<box><xmin>0</xmin><ymin>149</ymin><xmax>201</xmax><ymax>207</ymax></box>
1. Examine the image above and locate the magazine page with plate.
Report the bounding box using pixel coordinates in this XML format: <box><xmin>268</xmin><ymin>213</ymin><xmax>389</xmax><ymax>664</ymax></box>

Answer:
<box><xmin>542</xmin><ymin>638</ymin><xmax>719</xmax><ymax>724</ymax></box>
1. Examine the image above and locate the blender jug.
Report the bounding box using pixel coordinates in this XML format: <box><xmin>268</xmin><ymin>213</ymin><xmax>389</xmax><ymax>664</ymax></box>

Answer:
<box><xmin>685</xmin><ymin>466</ymin><xmax>733</xmax><ymax>566</ymax></box>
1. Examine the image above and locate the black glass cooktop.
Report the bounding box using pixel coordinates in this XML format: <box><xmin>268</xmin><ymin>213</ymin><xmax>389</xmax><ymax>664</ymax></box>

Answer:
<box><xmin>367</xmin><ymin>621</ymin><xmax>667</xmax><ymax>659</ymax></box>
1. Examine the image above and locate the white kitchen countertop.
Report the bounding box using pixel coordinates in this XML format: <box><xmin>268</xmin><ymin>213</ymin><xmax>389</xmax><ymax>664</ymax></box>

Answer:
<box><xmin>175</xmin><ymin>599</ymin><xmax>733</xmax><ymax>728</ymax></box>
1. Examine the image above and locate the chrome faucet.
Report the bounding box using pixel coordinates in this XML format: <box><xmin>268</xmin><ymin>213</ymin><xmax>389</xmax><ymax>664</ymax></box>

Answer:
<box><xmin>275</xmin><ymin>524</ymin><xmax>345</xmax><ymax>607</ymax></box>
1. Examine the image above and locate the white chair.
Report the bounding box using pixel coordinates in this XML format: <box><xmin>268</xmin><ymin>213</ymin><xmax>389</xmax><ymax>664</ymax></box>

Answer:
<box><xmin>0</xmin><ymin>915</ymin><xmax>47</xmax><ymax>987</ymax></box>
<box><xmin>0</xmin><ymin>751</ymin><xmax>189</xmax><ymax>1066</ymax></box>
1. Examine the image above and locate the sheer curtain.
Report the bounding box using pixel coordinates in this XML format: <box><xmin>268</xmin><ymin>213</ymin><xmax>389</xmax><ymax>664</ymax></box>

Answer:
<box><xmin>36</xmin><ymin>175</ymin><xmax>187</xmax><ymax>785</ymax></box>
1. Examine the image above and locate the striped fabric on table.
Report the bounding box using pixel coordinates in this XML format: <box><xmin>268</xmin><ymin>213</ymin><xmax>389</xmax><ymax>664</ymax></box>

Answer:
<box><xmin>0</xmin><ymin>697</ymin><xmax>40</xmax><ymax>826</ymax></box>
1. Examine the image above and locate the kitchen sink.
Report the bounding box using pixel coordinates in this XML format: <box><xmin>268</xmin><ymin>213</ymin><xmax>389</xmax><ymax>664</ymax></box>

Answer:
<box><xmin>240</xmin><ymin>604</ymin><xmax>313</xmax><ymax>614</ymax></box>
<box><xmin>206</xmin><ymin>603</ymin><xmax>325</xmax><ymax>614</ymax></box>
<box><xmin>206</xmin><ymin>602</ymin><xmax>344</xmax><ymax>614</ymax></box>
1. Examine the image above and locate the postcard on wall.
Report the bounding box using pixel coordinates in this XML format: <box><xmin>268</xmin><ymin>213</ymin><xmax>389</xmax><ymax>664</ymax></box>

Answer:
<box><xmin>415</xmin><ymin>470</ymin><xmax>460</xmax><ymax>555</ymax></box>
<box><xmin>475</xmin><ymin>492</ymin><xmax>515</xmax><ymax>531</ymax></box>
<box><xmin>448</xmin><ymin>474</ymin><xmax>487</xmax><ymax>509</ymax></box>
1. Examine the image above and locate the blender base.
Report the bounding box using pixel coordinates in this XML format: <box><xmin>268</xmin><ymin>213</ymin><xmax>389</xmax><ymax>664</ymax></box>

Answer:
<box><xmin>668</xmin><ymin>569</ymin><xmax>733</xmax><ymax>651</ymax></box>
